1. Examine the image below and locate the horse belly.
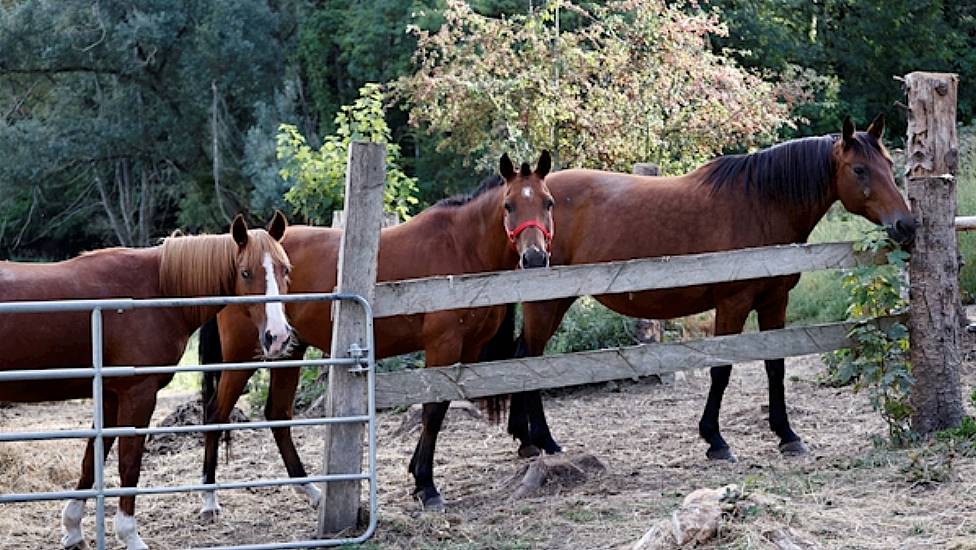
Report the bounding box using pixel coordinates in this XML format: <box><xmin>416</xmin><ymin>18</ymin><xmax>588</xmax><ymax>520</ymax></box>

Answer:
<box><xmin>375</xmin><ymin>315</ymin><xmax>425</xmax><ymax>359</ymax></box>
<box><xmin>595</xmin><ymin>287</ymin><xmax>715</xmax><ymax>320</ymax></box>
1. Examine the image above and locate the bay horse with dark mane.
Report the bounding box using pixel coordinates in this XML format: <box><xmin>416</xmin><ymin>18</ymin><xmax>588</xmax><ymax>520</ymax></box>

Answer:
<box><xmin>198</xmin><ymin>152</ymin><xmax>554</xmax><ymax>513</ymax></box>
<box><xmin>0</xmin><ymin>213</ymin><xmax>292</xmax><ymax>550</ymax></box>
<box><xmin>505</xmin><ymin>115</ymin><xmax>916</xmax><ymax>463</ymax></box>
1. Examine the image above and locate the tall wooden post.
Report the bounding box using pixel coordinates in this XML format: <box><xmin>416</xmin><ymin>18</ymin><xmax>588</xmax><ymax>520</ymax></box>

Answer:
<box><xmin>904</xmin><ymin>71</ymin><xmax>965</xmax><ymax>434</ymax></box>
<box><xmin>318</xmin><ymin>142</ymin><xmax>385</xmax><ymax>534</ymax></box>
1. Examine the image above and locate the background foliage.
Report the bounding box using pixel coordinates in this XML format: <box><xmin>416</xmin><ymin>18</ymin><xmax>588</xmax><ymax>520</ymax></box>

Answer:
<box><xmin>3</xmin><ymin>0</ymin><xmax>974</xmax><ymax>260</ymax></box>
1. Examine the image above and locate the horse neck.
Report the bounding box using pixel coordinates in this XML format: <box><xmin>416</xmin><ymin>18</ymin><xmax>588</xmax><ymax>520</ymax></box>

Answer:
<box><xmin>774</xmin><ymin>185</ymin><xmax>839</xmax><ymax>243</ymax></box>
<box><xmin>157</xmin><ymin>235</ymin><xmax>238</xmax><ymax>329</ymax></box>
<box><xmin>449</xmin><ymin>190</ymin><xmax>516</xmax><ymax>271</ymax></box>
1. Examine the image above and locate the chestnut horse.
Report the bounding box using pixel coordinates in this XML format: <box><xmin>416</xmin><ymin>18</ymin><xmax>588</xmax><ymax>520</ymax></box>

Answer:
<box><xmin>198</xmin><ymin>152</ymin><xmax>555</xmax><ymax>514</ymax></box>
<box><xmin>0</xmin><ymin>213</ymin><xmax>291</xmax><ymax>550</ymax></box>
<box><xmin>506</xmin><ymin>115</ymin><xmax>916</xmax><ymax>462</ymax></box>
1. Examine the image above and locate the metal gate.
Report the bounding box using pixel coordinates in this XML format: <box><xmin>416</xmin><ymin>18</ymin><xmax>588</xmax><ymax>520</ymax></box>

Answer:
<box><xmin>0</xmin><ymin>292</ymin><xmax>377</xmax><ymax>549</ymax></box>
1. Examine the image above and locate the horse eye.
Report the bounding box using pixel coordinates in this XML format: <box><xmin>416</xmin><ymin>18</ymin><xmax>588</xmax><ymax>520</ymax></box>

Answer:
<box><xmin>241</xmin><ymin>269</ymin><xmax>251</xmax><ymax>280</ymax></box>
<box><xmin>544</xmin><ymin>198</ymin><xmax>555</xmax><ymax>210</ymax></box>
<box><xmin>283</xmin><ymin>266</ymin><xmax>291</xmax><ymax>276</ymax></box>
<box><xmin>504</xmin><ymin>202</ymin><xmax>513</xmax><ymax>213</ymax></box>
<box><xmin>853</xmin><ymin>165</ymin><xmax>866</xmax><ymax>177</ymax></box>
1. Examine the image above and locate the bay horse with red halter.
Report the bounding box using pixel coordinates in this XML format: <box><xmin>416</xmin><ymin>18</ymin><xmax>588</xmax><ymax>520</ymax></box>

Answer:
<box><xmin>0</xmin><ymin>213</ymin><xmax>292</xmax><ymax>550</ymax></box>
<box><xmin>505</xmin><ymin>115</ymin><xmax>917</xmax><ymax>462</ymax></box>
<box><xmin>198</xmin><ymin>151</ymin><xmax>555</xmax><ymax>514</ymax></box>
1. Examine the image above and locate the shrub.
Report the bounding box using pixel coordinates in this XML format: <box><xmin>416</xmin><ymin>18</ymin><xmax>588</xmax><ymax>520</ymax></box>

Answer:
<box><xmin>824</xmin><ymin>229</ymin><xmax>913</xmax><ymax>446</ymax></box>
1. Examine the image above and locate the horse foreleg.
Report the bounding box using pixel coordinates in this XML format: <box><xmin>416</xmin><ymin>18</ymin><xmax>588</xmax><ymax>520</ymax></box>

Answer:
<box><xmin>408</xmin><ymin>401</ymin><xmax>450</xmax><ymax>511</ymax></box>
<box><xmin>698</xmin><ymin>297</ymin><xmax>751</xmax><ymax>462</ymax></box>
<box><xmin>113</xmin><ymin>385</ymin><xmax>157</xmax><ymax>550</ymax></box>
<box><xmin>757</xmin><ymin>296</ymin><xmax>808</xmax><ymax>456</ymax></box>
<box><xmin>511</xmin><ymin>299</ymin><xmax>574</xmax><ymax>457</ymax></box>
<box><xmin>62</xmin><ymin>394</ymin><xmax>119</xmax><ymax>550</ymax></box>
<box><xmin>200</xmin><ymin>368</ymin><xmax>254</xmax><ymax>522</ymax></box>
<box><xmin>266</xmin><ymin>361</ymin><xmax>320</xmax><ymax>508</ymax></box>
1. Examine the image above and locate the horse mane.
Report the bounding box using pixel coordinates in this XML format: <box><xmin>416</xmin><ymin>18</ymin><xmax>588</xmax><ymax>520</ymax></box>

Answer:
<box><xmin>700</xmin><ymin>135</ymin><xmax>858</xmax><ymax>207</ymax></box>
<box><xmin>434</xmin><ymin>174</ymin><xmax>505</xmax><ymax>208</ymax></box>
<box><xmin>159</xmin><ymin>235</ymin><xmax>238</xmax><ymax>298</ymax></box>
<box><xmin>159</xmin><ymin>230</ymin><xmax>290</xmax><ymax>300</ymax></box>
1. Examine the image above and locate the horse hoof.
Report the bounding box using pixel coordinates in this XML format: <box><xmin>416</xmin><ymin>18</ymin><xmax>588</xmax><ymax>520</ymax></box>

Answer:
<box><xmin>199</xmin><ymin>508</ymin><xmax>221</xmax><ymax>523</ymax></box>
<box><xmin>779</xmin><ymin>440</ymin><xmax>809</xmax><ymax>457</ymax></box>
<box><xmin>422</xmin><ymin>494</ymin><xmax>445</xmax><ymax>512</ymax></box>
<box><xmin>63</xmin><ymin>542</ymin><xmax>88</xmax><ymax>550</ymax></box>
<box><xmin>706</xmin><ymin>446</ymin><xmax>737</xmax><ymax>462</ymax></box>
<box><xmin>518</xmin><ymin>444</ymin><xmax>541</xmax><ymax>458</ymax></box>
<box><xmin>542</xmin><ymin>442</ymin><xmax>562</xmax><ymax>455</ymax></box>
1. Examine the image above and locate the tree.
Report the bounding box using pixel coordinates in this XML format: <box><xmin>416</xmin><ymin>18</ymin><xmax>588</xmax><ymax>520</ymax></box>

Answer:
<box><xmin>278</xmin><ymin>84</ymin><xmax>419</xmax><ymax>225</ymax></box>
<box><xmin>711</xmin><ymin>0</ymin><xmax>976</xmax><ymax>138</ymax></box>
<box><xmin>0</xmin><ymin>0</ymin><xmax>288</xmax><ymax>256</ymax></box>
<box><xmin>398</xmin><ymin>0</ymin><xmax>814</xmax><ymax>173</ymax></box>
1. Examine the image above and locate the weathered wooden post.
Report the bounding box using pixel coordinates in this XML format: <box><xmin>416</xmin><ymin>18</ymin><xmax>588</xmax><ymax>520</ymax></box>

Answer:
<box><xmin>904</xmin><ymin>71</ymin><xmax>965</xmax><ymax>434</ymax></box>
<box><xmin>318</xmin><ymin>142</ymin><xmax>385</xmax><ymax>534</ymax></box>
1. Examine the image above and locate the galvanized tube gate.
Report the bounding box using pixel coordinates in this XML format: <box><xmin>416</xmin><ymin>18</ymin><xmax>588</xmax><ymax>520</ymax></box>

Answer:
<box><xmin>0</xmin><ymin>292</ymin><xmax>378</xmax><ymax>549</ymax></box>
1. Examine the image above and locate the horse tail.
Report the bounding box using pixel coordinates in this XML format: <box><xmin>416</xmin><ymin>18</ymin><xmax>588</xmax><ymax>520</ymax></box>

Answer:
<box><xmin>198</xmin><ymin>318</ymin><xmax>231</xmax><ymax>457</ymax></box>
<box><xmin>478</xmin><ymin>304</ymin><xmax>517</xmax><ymax>425</ymax></box>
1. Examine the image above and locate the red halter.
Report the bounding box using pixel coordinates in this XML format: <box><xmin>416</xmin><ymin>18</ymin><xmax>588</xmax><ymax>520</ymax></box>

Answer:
<box><xmin>507</xmin><ymin>219</ymin><xmax>553</xmax><ymax>251</ymax></box>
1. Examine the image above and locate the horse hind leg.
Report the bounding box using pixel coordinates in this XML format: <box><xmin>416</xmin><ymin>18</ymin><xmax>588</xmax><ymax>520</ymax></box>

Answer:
<box><xmin>200</xmin><ymin>368</ymin><xmax>254</xmax><ymax>522</ymax></box>
<box><xmin>757</xmin><ymin>296</ymin><xmax>808</xmax><ymax>456</ymax></box>
<box><xmin>62</xmin><ymin>394</ymin><xmax>119</xmax><ymax>550</ymax></box>
<box><xmin>697</xmin><ymin>297</ymin><xmax>752</xmax><ymax>462</ymax></box>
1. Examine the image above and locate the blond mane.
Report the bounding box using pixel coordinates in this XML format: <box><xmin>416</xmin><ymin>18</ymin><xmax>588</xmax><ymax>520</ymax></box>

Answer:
<box><xmin>158</xmin><ymin>230</ymin><xmax>289</xmax><ymax>298</ymax></box>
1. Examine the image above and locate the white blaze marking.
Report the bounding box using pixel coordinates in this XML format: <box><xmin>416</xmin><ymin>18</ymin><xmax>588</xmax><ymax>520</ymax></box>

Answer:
<box><xmin>263</xmin><ymin>253</ymin><xmax>291</xmax><ymax>352</ymax></box>
<box><xmin>61</xmin><ymin>499</ymin><xmax>86</xmax><ymax>548</ymax></box>
<box><xmin>521</xmin><ymin>186</ymin><xmax>533</xmax><ymax>198</ymax></box>
<box><xmin>114</xmin><ymin>511</ymin><xmax>148</xmax><ymax>550</ymax></box>
<box><xmin>295</xmin><ymin>483</ymin><xmax>323</xmax><ymax>508</ymax></box>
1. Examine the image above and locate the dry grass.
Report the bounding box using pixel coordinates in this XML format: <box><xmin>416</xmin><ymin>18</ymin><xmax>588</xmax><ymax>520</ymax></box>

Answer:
<box><xmin>1</xmin><ymin>355</ymin><xmax>975</xmax><ymax>549</ymax></box>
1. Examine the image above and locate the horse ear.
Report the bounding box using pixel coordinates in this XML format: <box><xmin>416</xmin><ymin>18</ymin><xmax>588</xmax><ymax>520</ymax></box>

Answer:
<box><xmin>231</xmin><ymin>214</ymin><xmax>249</xmax><ymax>248</ymax></box>
<box><xmin>267</xmin><ymin>210</ymin><xmax>287</xmax><ymax>241</ymax></box>
<box><xmin>842</xmin><ymin>116</ymin><xmax>856</xmax><ymax>148</ymax></box>
<box><xmin>535</xmin><ymin>150</ymin><xmax>551</xmax><ymax>178</ymax></box>
<box><xmin>499</xmin><ymin>153</ymin><xmax>516</xmax><ymax>181</ymax></box>
<box><xmin>867</xmin><ymin>112</ymin><xmax>885</xmax><ymax>140</ymax></box>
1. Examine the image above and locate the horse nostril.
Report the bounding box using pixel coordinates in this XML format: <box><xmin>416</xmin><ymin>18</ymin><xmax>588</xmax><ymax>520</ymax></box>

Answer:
<box><xmin>263</xmin><ymin>330</ymin><xmax>274</xmax><ymax>351</ymax></box>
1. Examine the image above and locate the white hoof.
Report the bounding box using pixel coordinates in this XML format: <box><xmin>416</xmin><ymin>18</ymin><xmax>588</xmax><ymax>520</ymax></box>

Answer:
<box><xmin>61</xmin><ymin>499</ymin><xmax>86</xmax><ymax>549</ymax></box>
<box><xmin>114</xmin><ymin>511</ymin><xmax>149</xmax><ymax>550</ymax></box>
<box><xmin>199</xmin><ymin>490</ymin><xmax>222</xmax><ymax>522</ymax></box>
<box><xmin>295</xmin><ymin>483</ymin><xmax>322</xmax><ymax>508</ymax></box>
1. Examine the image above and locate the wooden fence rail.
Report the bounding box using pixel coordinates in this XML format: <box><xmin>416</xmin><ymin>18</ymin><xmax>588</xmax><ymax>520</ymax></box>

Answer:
<box><xmin>373</xmin><ymin>216</ymin><xmax>974</xmax><ymax>319</ymax></box>
<box><xmin>374</xmin><ymin>315</ymin><xmax>902</xmax><ymax>408</ymax></box>
<box><xmin>373</xmin><ymin>242</ymin><xmax>885</xmax><ymax>318</ymax></box>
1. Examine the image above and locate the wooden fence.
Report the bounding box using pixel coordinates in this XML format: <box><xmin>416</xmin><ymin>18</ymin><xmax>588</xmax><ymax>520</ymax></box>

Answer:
<box><xmin>318</xmin><ymin>71</ymin><xmax>967</xmax><ymax>534</ymax></box>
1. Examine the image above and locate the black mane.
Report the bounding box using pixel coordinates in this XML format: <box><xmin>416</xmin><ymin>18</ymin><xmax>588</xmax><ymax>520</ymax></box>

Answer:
<box><xmin>435</xmin><ymin>174</ymin><xmax>505</xmax><ymax>208</ymax></box>
<box><xmin>700</xmin><ymin>135</ymin><xmax>845</xmax><ymax>206</ymax></box>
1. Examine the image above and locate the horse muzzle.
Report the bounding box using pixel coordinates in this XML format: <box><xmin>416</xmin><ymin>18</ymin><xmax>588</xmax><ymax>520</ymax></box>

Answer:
<box><xmin>261</xmin><ymin>326</ymin><xmax>294</xmax><ymax>358</ymax></box>
<box><xmin>886</xmin><ymin>217</ymin><xmax>918</xmax><ymax>249</ymax></box>
<box><xmin>520</xmin><ymin>245</ymin><xmax>550</xmax><ymax>269</ymax></box>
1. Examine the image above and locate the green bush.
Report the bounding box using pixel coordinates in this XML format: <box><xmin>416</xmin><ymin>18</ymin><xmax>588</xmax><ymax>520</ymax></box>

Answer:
<box><xmin>824</xmin><ymin>229</ymin><xmax>913</xmax><ymax>446</ymax></box>
<box><xmin>546</xmin><ymin>297</ymin><xmax>636</xmax><ymax>355</ymax></box>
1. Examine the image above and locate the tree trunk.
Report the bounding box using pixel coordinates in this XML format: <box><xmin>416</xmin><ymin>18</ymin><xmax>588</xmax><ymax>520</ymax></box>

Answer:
<box><xmin>904</xmin><ymin>71</ymin><xmax>964</xmax><ymax>435</ymax></box>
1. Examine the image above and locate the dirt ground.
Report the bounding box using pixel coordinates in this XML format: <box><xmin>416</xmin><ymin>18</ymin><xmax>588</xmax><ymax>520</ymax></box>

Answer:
<box><xmin>1</xmin><ymin>353</ymin><xmax>975</xmax><ymax>550</ymax></box>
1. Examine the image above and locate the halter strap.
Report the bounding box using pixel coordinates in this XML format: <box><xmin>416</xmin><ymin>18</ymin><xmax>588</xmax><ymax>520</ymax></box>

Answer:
<box><xmin>507</xmin><ymin>219</ymin><xmax>553</xmax><ymax>250</ymax></box>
